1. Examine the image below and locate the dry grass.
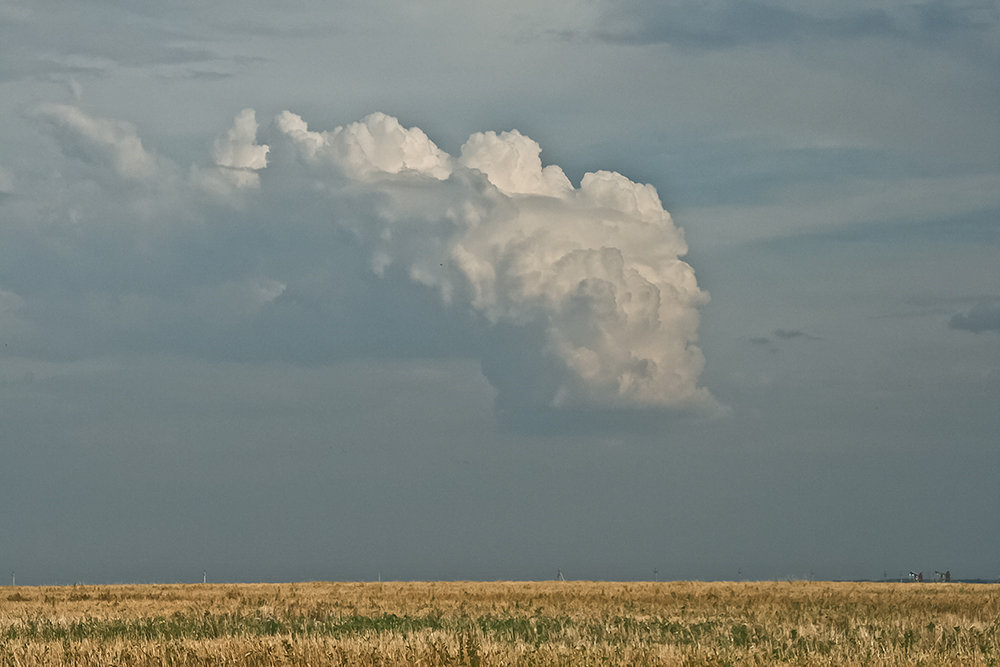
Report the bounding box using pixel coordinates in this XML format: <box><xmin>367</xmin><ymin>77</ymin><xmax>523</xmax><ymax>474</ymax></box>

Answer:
<box><xmin>1</xmin><ymin>580</ymin><xmax>998</xmax><ymax>665</ymax></box>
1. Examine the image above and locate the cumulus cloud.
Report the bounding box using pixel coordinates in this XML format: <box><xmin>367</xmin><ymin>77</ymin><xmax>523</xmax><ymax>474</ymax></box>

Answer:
<box><xmin>213</xmin><ymin>110</ymin><xmax>269</xmax><ymax>171</ymax></box>
<box><xmin>20</xmin><ymin>105</ymin><xmax>716</xmax><ymax>416</ymax></box>
<box><xmin>274</xmin><ymin>111</ymin><xmax>451</xmax><ymax>180</ymax></box>
<box><xmin>195</xmin><ymin>108</ymin><xmax>270</xmax><ymax>192</ymax></box>
<box><xmin>459</xmin><ymin>130</ymin><xmax>572</xmax><ymax>197</ymax></box>
<box><xmin>950</xmin><ymin>299</ymin><xmax>1000</xmax><ymax>334</ymax></box>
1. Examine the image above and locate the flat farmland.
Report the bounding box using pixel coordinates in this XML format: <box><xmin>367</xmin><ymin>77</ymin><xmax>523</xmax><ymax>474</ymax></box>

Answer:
<box><xmin>1</xmin><ymin>580</ymin><xmax>998</xmax><ymax>665</ymax></box>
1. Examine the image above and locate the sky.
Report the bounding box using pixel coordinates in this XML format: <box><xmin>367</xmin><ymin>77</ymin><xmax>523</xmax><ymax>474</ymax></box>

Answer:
<box><xmin>1</xmin><ymin>0</ymin><xmax>998</xmax><ymax>585</ymax></box>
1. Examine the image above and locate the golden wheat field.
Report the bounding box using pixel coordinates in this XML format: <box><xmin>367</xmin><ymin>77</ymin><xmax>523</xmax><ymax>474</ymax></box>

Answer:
<box><xmin>0</xmin><ymin>580</ymin><xmax>998</xmax><ymax>666</ymax></box>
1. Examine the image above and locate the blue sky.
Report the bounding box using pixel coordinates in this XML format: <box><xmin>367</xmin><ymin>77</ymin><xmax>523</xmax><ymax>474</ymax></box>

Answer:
<box><xmin>1</xmin><ymin>0</ymin><xmax>998</xmax><ymax>584</ymax></box>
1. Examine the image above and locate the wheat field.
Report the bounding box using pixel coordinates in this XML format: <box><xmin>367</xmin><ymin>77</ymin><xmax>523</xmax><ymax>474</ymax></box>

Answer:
<box><xmin>1</xmin><ymin>580</ymin><xmax>998</xmax><ymax>665</ymax></box>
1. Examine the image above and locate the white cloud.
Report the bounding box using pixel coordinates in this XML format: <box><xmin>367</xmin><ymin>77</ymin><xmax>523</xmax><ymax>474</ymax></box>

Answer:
<box><xmin>213</xmin><ymin>108</ymin><xmax>268</xmax><ymax>171</ymax></box>
<box><xmin>273</xmin><ymin>111</ymin><xmax>713</xmax><ymax>410</ymax></box>
<box><xmin>274</xmin><ymin>111</ymin><xmax>452</xmax><ymax>180</ymax></box>
<box><xmin>201</xmin><ymin>108</ymin><xmax>270</xmax><ymax>191</ymax></box>
<box><xmin>459</xmin><ymin>130</ymin><xmax>572</xmax><ymax>197</ymax></box>
<box><xmin>23</xmin><ymin>104</ymin><xmax>716</xmax><ymax>414</ymax></box>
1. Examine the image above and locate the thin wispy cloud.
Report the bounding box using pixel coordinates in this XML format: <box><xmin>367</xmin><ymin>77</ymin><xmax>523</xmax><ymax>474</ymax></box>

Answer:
<box><xmin>591</xmin><ymin>0</ymin><xmax>1000</xmax><ymax>51</ymax></box>
<box><xmin>950</xmin><ymin>299</ymin><xmax>1000</xmax><ymax>334</ymax></box>
<box><xmin>772</xmin><ymin>329</ymin><xmax>821</xmax><ymax>341</ymax></box>
<box><xmin>593</xmin><ymin>0</ymin><xmax>896</xmax><ymax>48</ymax></box>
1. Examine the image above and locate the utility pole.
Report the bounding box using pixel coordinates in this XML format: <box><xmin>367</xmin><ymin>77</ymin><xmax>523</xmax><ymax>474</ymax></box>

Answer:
<box><xmin>10</xmin><ymin>572</ymin><xmax>14</xmax><ymax>587</ymax></box>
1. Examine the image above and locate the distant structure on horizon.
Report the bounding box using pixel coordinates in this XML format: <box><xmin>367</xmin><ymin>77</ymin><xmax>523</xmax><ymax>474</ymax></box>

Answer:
<box><xmin>907</xmin><ymin>570</ymin><xmax>952</xmax><ymax>582</ymax></box>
